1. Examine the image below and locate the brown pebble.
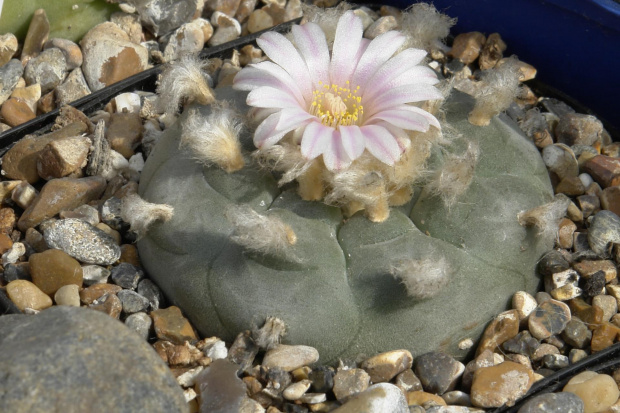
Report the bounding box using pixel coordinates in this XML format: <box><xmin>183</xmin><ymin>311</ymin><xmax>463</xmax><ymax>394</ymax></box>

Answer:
<box><xmin>361</xmin><ymin>349</ymin><xmax>413</xmax><ymax>383</ymax></box>
<box><xmin>79</xmin><ymin>283</ymin><xmax>123</xmax><ymax>305</ymax></box>
<box><xmin>573</xmin><ymin>260</ymin><xmax>617</xmax><ymax>282</ymax></box>
<box><xmin>479</xmin><ymin>33</ymin><xmax>506</xmax><ymax>70</ymax></box>
<box><xmin>555</xmin><ymin>176</ymin><xmax>585</xmax><ymax>196</ymax></box>
<box><xmin>119</xmin><ymin>244</ymin><xmax>141</xmax><ymax>267</ymax></box>
<box><xmin>470</xmin><ymin>361</ymin><xmax>535</xmax><ymax>408</ymax></box>
<box><xmin>1</xmin><ymin>122</ymin><xmax>89</xmax><ymax>183</ymax></box>
<box><xmin>6</xmin><ymin>279</ymin><xmax>53</xmax><ymax>311</ymax></box>
<box><xmin>406</xmin><ymin>391</ymin><xmax>447</xmax><ymax>407</ymax></box>
<box><xmin>582</xmin><ymin>155</ymin><xmax>620</xmax><ymax>189</ymax></box>
<box><xmin>18</xmin><ymin>175</ymin><xmax>107</xmax><ymax>231</ymax></box>
<box><xmin>0</xmin><ymin>233</ymin><xmax>14</xmax><ymax>254</ymax></box>
<box><xmin>106</xmin><ymin>112</ymin><xmax>143</xmax><ymax>158</ymax></box>
<box><xmin>476</xmin><ymin>309</ymin><xmax>519</xmax><ymax>356</ymax></box>
<box><xmin>21</xmin><ymin>9</ymin><xmax>50</xmax><ymax>63</ymax></box>
<box><xmin>89</xmin><ymin>292</ymin><xmax>122</xmax><ymax>319</ymax></box>
<box><xmin>1</xmin><ymin>98</ymin><xmax>36</xmax><ymax>127</ymax></box>
<box><xmin>37</xmin><ymin>90</ymin><xmax>55</xmax><ymax>113</ymax></box>
<box><xmin>556</xmin><ymin>113</ymin><xmax>603</xmax><ymax>147</ymax></box>
<box><xmin>569</xmin><ymin>298</ymin><xmax>605</xmax><ymax>329</ymax></box>
<box><xmin>601</xmin><ymin>186</ymin><xmax>620</xmax><ymax>216</ymax></box>
<box><xmin>29</xmin><ymin>249</ymin><xmax>83</xmax><ymax>296</ymax></box>
<box><xmin>37</xmin><ymin>136</ymin><xmax>91</xmax><ymax>180</ymax></box>
<box><xmin>557</xmin><ymin>218</ymin><xmax>577</xmax><ymax>249</ymax></box>
<box><xmin>449</xmin><ymin>32</ymin><xmax>486</xmax><ymax>64</ymax></box>
<box><xmin>591</xmin><ymin>322</ymin><xmax>620</xmax><ymax>352</ymax></box>
<box><xmin>151</xmin><ymin>306</ymin><xmax>198</xmax><ymax>344</ymax></box>
<box><xmin>0</xmin><ymin>208</ymin><xmax>16</xmax><ymax>236</ymax></box>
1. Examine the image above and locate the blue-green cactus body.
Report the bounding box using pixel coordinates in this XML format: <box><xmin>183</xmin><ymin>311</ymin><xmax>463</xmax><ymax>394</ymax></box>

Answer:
<box><xmin>138</xmin><ymin>87</ymin><xmax>553</xmax><ymax>363</ymax></box>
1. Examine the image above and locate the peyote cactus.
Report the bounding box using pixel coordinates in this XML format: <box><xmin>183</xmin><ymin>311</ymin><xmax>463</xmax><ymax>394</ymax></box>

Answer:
<box><xmin>137</xmin><ymin>10</ymin><xmax>554</xmax><ymax>362</ymax></box>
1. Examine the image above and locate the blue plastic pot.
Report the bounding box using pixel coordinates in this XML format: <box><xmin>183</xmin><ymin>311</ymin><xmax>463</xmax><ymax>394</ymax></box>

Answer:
<box><xmin>373</xmin><ymin>0</ymin><xmax>620</xmax><ymax>138</ymax></box>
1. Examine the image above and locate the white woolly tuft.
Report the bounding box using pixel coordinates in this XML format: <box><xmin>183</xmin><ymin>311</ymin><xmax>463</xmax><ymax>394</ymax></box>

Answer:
<box><xmin>400</xmin><ymin>3</ymin><xmax>456</xmax><ymax>52</ymax></box>
<box><xmin>121</xmin><ymin>193</ymin><xmax>174</xmax><ymax>240</ymax></box>
<box><xmin>426</xmin><ymin>141</ymin><xmax>480</xmax><ymax>209</ymax></box>
<box><xmin>252</xmin><ymin>316</ymin><xmax>287</xmax><ymax>351</ymax></box>
<box><xmin>181</xmin><ymin>103</ymin><xmax>245</xmax><ymax>173</ymax></box>
<box><xmin>156</xmin><ymin>54</ymin><xmax>215</xmax><ymax>126</ymax></box>
<box><xmin>225</xmin><ymin>205</ymin><xmax>300</xmax><ymax>261</ymax></box>
<box><xmin>468</xmin><ymin>57</ymin><xmax>522</xmax><ymax>126</ymax></box>
<box><xmin>391</xmin><ymin>256</ymin><xmax>451</xmax><ymax>299</ymax></box>
<box><xmin>252</xmin><ymin>140</ymin><xmax>313</xmax><ymax>186</ymax></box>
<box><xmin>299</xmin><ymin>3</ymin><xmax>352</xmax><ymax>49</ymax></box>
<box><xmin>517</xmin><ymin>195</ymin><xmax>571</xmax><ymax>240</ymax></box>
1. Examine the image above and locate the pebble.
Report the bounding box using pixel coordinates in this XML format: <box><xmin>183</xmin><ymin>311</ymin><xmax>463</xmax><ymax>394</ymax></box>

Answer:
<box><xmin>542</xmin><ymin>353</ymin><xmax>569</xmax><ymax>370</ymax></box>
<box><xmin>228</xmin><ymin>330</ymin><xmax>259</xmax><ymax>372</ymax></box>
<box><xmin>591</xmin><ymin>322</ymin><xmax>620</xmax><ymax>352</ymax></box>
<box><xmin>79</xmin><ymin>283</ymin><xmax>123</xmax><ymax>305</ymax></box>
<box><xmin>592</xmin><ymin>294</ymin><xmax>617</xmax><ymax>322</ymax></box>
<box><xmin>114</xmin><ymin>92</ymin><xmax>142</xmax><ymax>114</ymax></box>
<box><xmin>11</xmin><ymin>181</ymin><xmax>38</xmax><ymax>210</ymax></box>
<box><xmin>568</xmin><ymin>348</ymin><xmax>588</xmax><ymax>364</ymax></box>
<box><xmin>537</xmin><ymin>250</ymin><xmax>571</xmax><ymax>276</ymax></box>
<box><xmin>247</xmin><ymin>9</ymin><xmax>274</xmax><ymax>33</ymax></box>
<box><xmin>18</xmin><ymin>175</ymin><xmax>106</xmax><ymax>230</ymax></box>
<box><xmin>43</xmin><ymin>218</ymin><xmax>121</xmax><ymax>265</ymax></box>
<box><xmin>89</xmin><ymin>291</ymin><xmax>123</xmax><ymax>319</ymax></box>
<box><xmin>0</xmin><ymin>33</ymin><xmax>18</xmax><ymax>67</ymax></box>
<box><xmin>0</xmin><ymin>61</ymin><xmax>23</xmax><ymax>110</ymax></box>
<box><xmin>131</xmin><ymin>0</ymin><xmax>199</xmax><ymax>37</ymax></box>
<box><xmin>545</xmin><ymin>268</ymin><xmax>579</xmax><ymax>292</ymax></box>
<box><xmin>117</xmin><ymin>289</ymin><xmax>150</xmax><ymax>314</ymax></box>
<box><xmin>556</xmin><ymin>113</ymin><xmax>603</xmax><ymax>147</ymax></box>
<box><xmin>361</xmin><ymin>349</ymin><xmax>413</xmax><ymax>383</ymax></box>
<box><xmin>60</xmin><ymin>204</ymin><xmax>100</xmax><ymax>227</ymax></box>
<box><xmin>542</xmin><ymin>144</ymin><xmax>579</xmax><ymax>180</ymax></box>
<box><xmin>54</xmin><ymin>284</ymin><xmax>81</xmax><ymax>306</ymax></box>
<box><xmin>6</xmin><ymin>279</ymin><xmax>53</xmax><ymax>310</ymax></box>
<box><xmin>582</xmin><ymin>271</ymin><xmax>607</xmax><ymax>298</ymax></box>
<box><xmin>476</xmin><ymin>309</ymin><xmax>520</xmax><ymax>355</ymax></box>
<box><xmin>55</xmin><ymin>67</ymin><xmax>92</xmax><ymax>106</ymax></box>
<box><xmin>81</xmin><ymin>264</ymin><xmax>111</xmax><ymax>285</ymax></box>
<box><xmin>556</xmin><ymin>176</ymin><xmax>586</xmax><ymax>196</ymax></box>
<box><xmin>502</xmin><ymin>331</ymin><xmax>540</xmax><ymax>357</ymax></box>
<box><xmin>449</xmin><ymin>32</ymin><xmax>486</xmax><ymax>64</ymax></box>
<box><xmin>163</xmin><ymin>19</ymin><xmax>210</xmax><ymax>62</ymax></box>
<box><xmin>111</xmin><ymin>262</ymin><xmax>144</xmax><ymax>290</ymax></box>
<box><xmin>208</xmin><ymin>12</ymin><xmax>242</xmax><ymax>47</ymax></box>
<box><xmin>563</xmin><ymin>371</ymin><xmax>620</xmax><ymax>413</ymax></box>
<box><xmin>414</xmin><ymin>351</ymin><xmax>465</xmax><ymax>395</ymax></box>
<box><xmin>583</xmin><ymin>155</ymin><xmax>620</xmax><ymax>189</ymax></box>
<box><xmin>363</xmin><ymin>16</ymin><xmax>398</xmax><ymax>39</ymax></box>
<box><xmin>203</xmin><ymin>338</ymin><xmax>228</xmax><ymax>360</ymax></box>
<box><xmin>137</xmin><ymin>278</ymin><xmax>164</xmax><ymax>310</ymax></box>
<box><xmin>37</xmin><ymin>135</ymin><xmax>91</xmax><ymax>180</ymax></box>
<box><xmin>0</xmin><ymin>306</ymin><xmax>187</xmax><ymax>411</ymax></box>
<box><xmin>333</xmin><ymin>368</ymin><xmax>371</xmax><ymax>402</ymax></box>
<box><xmin>106</xmin><ymin>111</ymin><xmax>143</xmax><ymax>158</ymax></box>
<box><xmin>479</xmin><ymin>32</ymin><xmax>506</xmax><ymax>70</ymax></box>
<box><xmin>470</xmin><ymin>361</ymin><xmax>535</xmax><ymax>408</ymax></box>
<box><xmin>151</xmin><ymin>305</ymin><xmax>197</xmax><ymax>344</ymax></box>
<box><xmin>23</xmin><ymin>48</ymin><xmax>68</xmax><ymax>94</ymax></box>
<box><xmin>262</xmin><ymin>344</ymin><xmax>319</xmax><ymax>372</ymax></box>
<box><xmin>80</xmin><ymin>22</ymin><xmax>149</xmax><ymax>92</ymax></box>
<box><xmin>195</xmin><ymin>358</ymin><xmax>248</xmax><ymax>413</ymax></box>
<box><xmin>110</xmin><ymin>12</ymin><xmax>143</xmax><ymax>44</ymax></box>
<box><xmin>0</xmin><ymin>98</ymin><xmax>36</xmax><ymax>127</ymax></box>
<box><xmin>332</xmin><ymin>383</ymin><xmax>408</xmax><ymax>413</ymax></box>
<box><xmin>125</xmin><ymin>311</ymin><xmax>153</xmax><ymax>340</ymax></box>
<box><xmin>406</xmin><ymin>390</ymin><xmax>447</xmax><ymax>407</ymax></box>
<box><xmin>43</xmin><ymin>38</ymin><xmax>83</xmax><ymax>70</ymax></box>
<box><xmin>309</xmin><ymin>365</ymin><xmax>335</xmax><ymax>393</ymax></box>
<box><xmin>561</xmin><ymin>318</ymin><xmax>592</xmax><ymax>349</ymax></box>
<box><xmin>20</xmin><ymin>9</ymin><xmax>49</xmax><ymax>63</ymax></box>
<box><xmin>588</xmin><ymin>210</ymin><xmax>620</xmax><ymax>257</ymax></box>
<box><xmin>517</xmin><ymin>392</ymin><xmax>584</xmax><ymax>413</ymax></box>
<box><xmin>283</xmin><ymin>380</ymin><xmax>312</xmax><ymax>401</ymax></box>
<box><xmin>531</xmin><ymin>343</ymin><xmax>560</xmax><ymax>362</ymax></box>
<box><xmin>601</xmin><ymin>186</ymin><xmax>620</xmax><ymax>216</ymax></box>
<box><xmin>10</xmin><ymin>83</ymin><xmax>40</xmax><ymax>114</ymax></box>
<box><xmin>558</xmin><ymin>218</ymin><xmax>577</xmax><ymax>248</ymax></box>
<box><xmin>29</xmin><ymin>249</ymin><xmax>83</xmax><ymax>295</ymax></box>
<box><xmin>574</xmin><ymin>259</ymin><xmax>617</xmax><ymax>282</ymax></box>
<box><xmin>3</xmin><ymin>262</ymin><xmax>31</xmax><ymax>283</ymax></box>
<box><xmin>528</xmin><ymin>299</ymin><xmax>571</xmax><ymax>340</ymax></box>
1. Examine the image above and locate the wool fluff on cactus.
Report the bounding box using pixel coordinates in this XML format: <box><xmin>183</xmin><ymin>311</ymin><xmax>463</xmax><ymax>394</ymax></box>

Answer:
<box><xmin>138</xmin><ymin>5</ymin><xmax>556</xmax><ymax>362</ymax></box>
<box><xmin>234</xmin><ymin>10</ymin><xmax>443</xmax><ymax>222</ymax></box>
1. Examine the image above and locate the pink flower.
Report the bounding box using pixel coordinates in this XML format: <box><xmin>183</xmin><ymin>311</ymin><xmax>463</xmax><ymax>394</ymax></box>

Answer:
<box><xmin>233</xmin><ymin>11</ymin><xmax>442</xmax><ymax>171</ymax></box>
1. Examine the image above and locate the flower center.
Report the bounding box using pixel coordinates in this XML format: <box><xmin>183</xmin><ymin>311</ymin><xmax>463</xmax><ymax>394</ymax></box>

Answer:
<box><xmin>309</xmin><ymin>81</ymin><xmax>364</xmax><ymax>128</ymax></box>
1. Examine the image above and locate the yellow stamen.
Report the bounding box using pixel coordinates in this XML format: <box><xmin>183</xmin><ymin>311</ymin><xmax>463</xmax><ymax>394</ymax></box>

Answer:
<box><xmin>309</xmin><ymin>82</ymin><xmax>364</xmax><ymax>128</ymax></box>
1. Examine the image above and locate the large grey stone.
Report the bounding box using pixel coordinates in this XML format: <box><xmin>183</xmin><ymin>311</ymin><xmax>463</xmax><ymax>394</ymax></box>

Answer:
<box><xmin>0</xmin><ymin>306</ymin><xmax>187</xmax><ymax>413</ymax></box>
<box><xmin>138</xmin><ymin>87</ymin><xmax>553</xmax><ymax>363</ymax></box>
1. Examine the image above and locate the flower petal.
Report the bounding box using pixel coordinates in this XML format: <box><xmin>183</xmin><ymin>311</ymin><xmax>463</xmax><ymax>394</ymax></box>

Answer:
<box><xmin>323</xmin><ymin>131</ymin><xmax>352</xmax><ymax>171</ymax></box>
<box><xmin>367</xmin><ymin>108</ymin><xmax>431</xmax><ymax>132</ymax></box>
<box><xmin>365</xmin><ymin>84</ymin><xmax>444</xmax><ymax>117</ymax></box>
<box><xmin>360</xmin><ymin>124</ymin><xmax>403</xmax><ymax>165</ymax></box>
<box><xmin>247</xmin><ymin>86</ymin><xmax>302</xmax><ymax>109</ymax></box>
<box><xmin>234</xmin><ymin>62</ymin><xmax>305</xmax><ymax>105</ymax></box>
<box><xmin>275</xmin><ymin>108</ymin><xmax>315</xmax><ymax>131</ymax></box>
<box><xmin>352</xmin><ymin>30</ymin><xmax>405</xmax><ymax>88</ymax></box>
<box><xmin>301</xmin><ymin>121</ymin><xmax>333</xmax><ymax>160</ymax></box>
<box><xmin>329</xmin><ymin>11</ymin><xmax>364</xmax><ymax>87</ymax></box>
<box><xmin>256</xmin><ymin>31</ymin><xmax>313</xmax><ymax>102</ymax></box>
<box><xmin>292</xmin><ymin>22</ymin><xmax>330</xmax><ymax>89</ymax></box>
<box><xmin>363</xmin><ymin>48</ymin><xmax>429</xmax><ymax>100</ymax></box>
<box><xmin>339</xmin><ymin>125</ymin><xmax>365</xmax><ymax>160</ymax></box>
<box><xmin>254</xmin><ymin>112</ymin><xmax>286</xmax><ymax>148</ymax></box>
